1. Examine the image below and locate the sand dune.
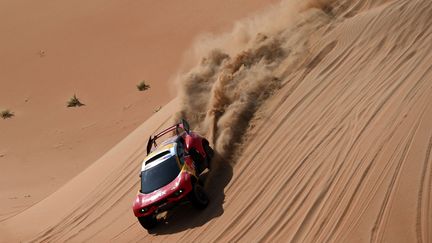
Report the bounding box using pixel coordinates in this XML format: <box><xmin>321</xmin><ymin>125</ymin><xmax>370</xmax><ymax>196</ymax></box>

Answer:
<box><xmin>0</xmin><ymin>0</ymin><xmax>276</xmax><ymax>221</ymax></box>
<box><xmin>2</xmin><ymin>0</ymin><xmax>432</xmax><ymax>241</ymax></box>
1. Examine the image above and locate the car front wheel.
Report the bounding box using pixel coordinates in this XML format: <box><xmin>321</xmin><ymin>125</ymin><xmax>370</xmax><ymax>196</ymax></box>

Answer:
<box><xmin>138</xmin><ymin>215</ymin><xmax>157</xmax><ymax>230</ymax></box>
<box><xmin>188</xmin><ymin>183</ymin><xmax>209</xmax><ymax>209</ymax></box>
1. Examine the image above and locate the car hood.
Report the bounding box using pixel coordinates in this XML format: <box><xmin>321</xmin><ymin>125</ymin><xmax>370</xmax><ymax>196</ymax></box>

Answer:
<box><xmin>134</xmin><ymin>171</ymin><xmax>189</xmax><ymax>208</ymax></box>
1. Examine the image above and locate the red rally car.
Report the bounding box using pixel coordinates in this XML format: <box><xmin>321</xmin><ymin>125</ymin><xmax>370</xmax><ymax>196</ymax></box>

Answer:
<box><xmin>132</xmin><ymin>119</ymin><xmax>214</xmax><ymax>229</ymax></box>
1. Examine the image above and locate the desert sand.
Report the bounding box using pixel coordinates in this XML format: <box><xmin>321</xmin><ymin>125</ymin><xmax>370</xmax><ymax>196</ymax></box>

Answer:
<box><xmin>0</xmin><ymin>0</ymin><xmax>276</xmax><ymax>222</ymax></box>
<box><xmin>2</xmin><ymin>0</ymin><xmax>432</xmax><ymax>242</ymax></box>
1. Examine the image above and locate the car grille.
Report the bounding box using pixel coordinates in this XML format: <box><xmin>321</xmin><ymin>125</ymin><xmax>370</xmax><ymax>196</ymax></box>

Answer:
<box><xmin>154</xmin><ymin>198</ymin><xmax>168</xmax><ymax>207</ymax></box>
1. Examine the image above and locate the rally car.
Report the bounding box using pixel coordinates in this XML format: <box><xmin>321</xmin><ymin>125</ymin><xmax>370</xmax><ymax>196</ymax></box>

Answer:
<box><xmin>132</xmin><ymin>119</ymin><xmax>214</xmax><ymax>229</ymax></box>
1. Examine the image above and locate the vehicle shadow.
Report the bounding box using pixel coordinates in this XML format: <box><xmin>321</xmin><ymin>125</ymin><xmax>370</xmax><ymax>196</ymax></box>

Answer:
<box><xmin>146</xmin><ymin>152</ymin><xmax>233</xmax><ymax>235</ymax></box>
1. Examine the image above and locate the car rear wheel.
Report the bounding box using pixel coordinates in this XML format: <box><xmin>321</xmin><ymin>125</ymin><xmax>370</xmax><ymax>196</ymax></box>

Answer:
<box><xmin>138</xmin><ymin>215</ymin><xmax>157</xmax><ymax>229</ymax></box>
<box><xmin>188</xmin><ymin>183</ymin><xmax>209</xmax><ymax>209</ymax></box>
<box><xmin>203</xmin><ymin>141</ymin><xmax>214</xmax><ymax>169</ymax></box>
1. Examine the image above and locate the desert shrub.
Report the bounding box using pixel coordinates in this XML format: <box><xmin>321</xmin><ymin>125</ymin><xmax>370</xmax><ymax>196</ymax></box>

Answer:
<box><xmin>153</xmin><ymin>106</ymin><xmax>162</xmax><ymax>113</ymax></box>
<box><xmin>137</xmin><ymin>81</ymin><xmax>150</xmax><ymax>91</ymax></box>
<box><xmin>1</xmin><ymin>109</ymin><xmax>14</xmax><ymax>119</ymax></box>
<box><xmin>67</xmin><ymin>94</ymin><xmax>85</xmax><ymax>107</ymax></box>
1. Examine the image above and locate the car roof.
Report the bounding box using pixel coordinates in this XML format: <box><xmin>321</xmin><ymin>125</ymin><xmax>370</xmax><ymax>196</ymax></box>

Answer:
<box><xmin>141</xmin><ymin>138</ymin><xmax>178</xmax><ymax>172</ymax></box>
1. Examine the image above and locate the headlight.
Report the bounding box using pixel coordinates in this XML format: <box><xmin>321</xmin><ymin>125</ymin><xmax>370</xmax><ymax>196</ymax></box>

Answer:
<box><xmin>140</xmin><ymin>207</ymin><xmax>148</xmax><ymax>213</ymax></box>
<box><xmin>173</xmin><ymin>189</ymin><xmax>183</xmax><ymax>197</ymax></box>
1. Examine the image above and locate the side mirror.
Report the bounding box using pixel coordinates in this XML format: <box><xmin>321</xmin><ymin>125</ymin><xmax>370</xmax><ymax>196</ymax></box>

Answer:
<box><xmin>181</xmin><ymin>119</ymin><xmax>190</xmax><ymax>134</ymax></box>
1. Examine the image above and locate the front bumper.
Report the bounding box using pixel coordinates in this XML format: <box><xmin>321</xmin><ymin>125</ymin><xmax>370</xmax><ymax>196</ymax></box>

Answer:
<box><xmin>133</xmin><ymin>172</ymin><xmax>193</xmax><ymax>217</ymax></box>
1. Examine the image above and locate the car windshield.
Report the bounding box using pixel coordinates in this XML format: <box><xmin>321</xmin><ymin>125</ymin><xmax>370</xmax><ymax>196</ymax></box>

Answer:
<box><xmin>141</xmin><ymin>156</ymin><xmax>180</xmax><ymax>194</ymax></box>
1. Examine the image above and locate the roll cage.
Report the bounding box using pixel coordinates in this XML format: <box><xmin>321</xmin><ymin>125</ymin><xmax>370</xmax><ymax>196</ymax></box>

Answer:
<box><xmin>146</xmin><ymin>119</ymin><xmax>191</xmax><ymax>155</ymax></box>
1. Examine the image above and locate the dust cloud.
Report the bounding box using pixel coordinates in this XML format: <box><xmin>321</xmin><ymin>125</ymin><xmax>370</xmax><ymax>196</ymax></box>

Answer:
<box><xmin>176</xmin><ymin>0</ymin><xmax>334</xmax><ymax>160</ymax></box>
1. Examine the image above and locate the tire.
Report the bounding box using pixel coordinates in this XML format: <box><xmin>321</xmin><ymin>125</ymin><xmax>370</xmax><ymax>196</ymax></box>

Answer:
<box><xmin>190</xmin><ymin>148</ymin><xmax>205</xmax><ymax>175</ymax></box>
<box><xmin>188</xmin><ymin>182</ymin><xmax>209</xmax><ymax>209</ymax></box>
<box><xmin>203</xmin><ymin>141</ymin><xmax>214</xmax><ymax>169</ymax></box>
<box><xmin>138</xmin><ymin>215</ymin><xmax>157</xmax><ymax>230</ymax></box>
